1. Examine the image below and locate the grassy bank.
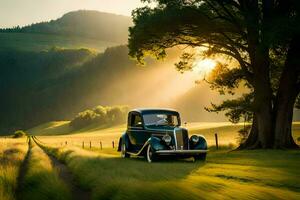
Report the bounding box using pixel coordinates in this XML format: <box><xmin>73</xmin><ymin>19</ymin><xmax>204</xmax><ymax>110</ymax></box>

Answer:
<box><xmin>0</xmin><ymin>138</ymin><xmax>27</xmax><ymax>200</ymax></box>
<box><xmin>38</xmin><ymin>140</ymin><xmax>300</xmax><ymax>200</ymax></box>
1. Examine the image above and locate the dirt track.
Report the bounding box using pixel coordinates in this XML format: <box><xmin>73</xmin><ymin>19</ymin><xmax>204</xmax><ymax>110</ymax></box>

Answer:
<box><xmin>33</xmin><ymin>137</ymin><xmax>91</xmax><ymax>200</ymax></box>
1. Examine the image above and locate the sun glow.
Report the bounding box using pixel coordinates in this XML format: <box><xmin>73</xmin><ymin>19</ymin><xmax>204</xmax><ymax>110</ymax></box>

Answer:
<box><xmin>193</xmin><ymin>59</ymin><xmax>217</xmax><ymax>77</ymax></box>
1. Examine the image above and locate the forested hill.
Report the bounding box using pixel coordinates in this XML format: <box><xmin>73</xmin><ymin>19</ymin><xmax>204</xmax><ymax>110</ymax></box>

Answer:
<box><xmin>0</xmin><ymin>10</ymin><xmax>132</xmax><ymax>44</ymax></box>
<box><xmin>0</xmin><ymin>45</ymin><xmax>183</xmax><ymax>133</ymax></box>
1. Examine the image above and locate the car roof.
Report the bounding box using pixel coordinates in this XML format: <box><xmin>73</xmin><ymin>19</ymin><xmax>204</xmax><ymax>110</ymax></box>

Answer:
<box><xmin>130</xmin><ymin>108</ymin><xmax>179</xmax><ymax>115</ymax></box>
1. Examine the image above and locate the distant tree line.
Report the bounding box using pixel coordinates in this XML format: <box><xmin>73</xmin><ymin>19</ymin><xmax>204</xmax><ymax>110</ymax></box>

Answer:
<box><xmin>70</xmin><ymin>105</ymin><xmax>129</xmax><ymax>130</ymax></box>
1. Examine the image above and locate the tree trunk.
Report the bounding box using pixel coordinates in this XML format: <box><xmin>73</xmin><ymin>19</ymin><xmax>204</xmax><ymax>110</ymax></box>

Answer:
<box><xmin>274</xmin><ymin>37</ymin><xmax>300</xmax><ymax>149</ymax></box>
<box><xmin>243</xmin><ymin>0</ymin><xmax>274</xmax><ymax>149</ymax></box>
<box><xmin>238</xmin><ymin>115</ymin><xmax>260</xmax><ymax>149</ymax></box>
<box><xmin>251</xmin><ymin>49</ymin><xmax>274</xmax><ymax>148</ymax></box>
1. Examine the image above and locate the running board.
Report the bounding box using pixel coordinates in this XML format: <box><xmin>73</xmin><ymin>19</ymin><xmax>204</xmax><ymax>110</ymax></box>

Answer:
<box><xmin>127</xmin><ymin>141</ymin><xmax>150</xmax><ymax>156</ymax></box>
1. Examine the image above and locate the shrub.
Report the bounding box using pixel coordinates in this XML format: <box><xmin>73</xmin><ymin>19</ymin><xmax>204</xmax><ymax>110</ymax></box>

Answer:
<box><xmin>106</xmin><ymin>106</ymin><xmax>129</xmax><ymax>124</ymax></box>
<box><xmin>69</xmin><ymin>110</ymin><xmax>99</xmax><ymax>130</ymax></box>
<box><xmin>94</xmin><ymin>105</ymin><xmax>107</xmax><ymax>123</ymax></box>
<box><xmin>12</xmin><ymin>130</ymin><xmax>27</xmax><ymax>138</ymax></box>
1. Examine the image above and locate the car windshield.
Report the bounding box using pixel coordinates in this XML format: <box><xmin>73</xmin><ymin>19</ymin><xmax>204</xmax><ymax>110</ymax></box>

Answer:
<box><xmin>143</xmin><ymin>113</ymin><xmax>179</xmax><ymax>127</ymax></box>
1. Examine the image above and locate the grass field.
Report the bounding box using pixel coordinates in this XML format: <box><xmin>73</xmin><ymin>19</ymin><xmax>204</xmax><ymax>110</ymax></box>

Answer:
<box><xmin>0</xmin><ymin>138</ymin><xmax>27</xmax><ymax>200</ymax></box>
<box><xmin>37</xmin><ymin>139</ymin><xmax>300</xmax><ymax>200</ymax></box>
<box><xmin>1</xmin><ymin>122</ymin><xmax>300</xmax><ymax>199</ymax></box>
<box><xmin>0</xmin><ymin>32</ymin><xmax>118</xmax><ymax>52</ymax></box>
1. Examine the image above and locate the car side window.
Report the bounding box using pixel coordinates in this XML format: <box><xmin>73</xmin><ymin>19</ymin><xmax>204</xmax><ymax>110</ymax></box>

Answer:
<box><xmin>131</xmin><ymin>114</ymin><xmax>143</xmax><ymax>127</ymax></box>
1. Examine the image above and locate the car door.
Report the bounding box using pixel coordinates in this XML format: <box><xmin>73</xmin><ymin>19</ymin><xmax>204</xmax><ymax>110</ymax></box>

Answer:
<box><xmin>127</xmin><ymin>112</ymin><xmax>147</xmax><ymax>150</ymax></box>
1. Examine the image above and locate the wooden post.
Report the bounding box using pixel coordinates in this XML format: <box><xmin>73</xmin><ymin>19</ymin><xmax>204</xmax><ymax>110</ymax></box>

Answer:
<box><xmin>215</xmin><ymin>133</ymin><xmax>219</xmax><ymax>150</ymax></box>
<box><xmin>100</xmin><ymin>141</ymin><xmax>102</xmax><ymax>150</ymax></box>
<box><xmin>82</xmin><ymin>141</ymin><xmax>84</xmax><ymax>148</ymax></box>
<box><xmin>112</xmin><ymin>141</ymin><xmax>114</xmax><ymax>149</ymax></box>
<box><xmin>90</xmin><ymin>141</ymin><xmax>92</xmax><ymax>149</ymax></box>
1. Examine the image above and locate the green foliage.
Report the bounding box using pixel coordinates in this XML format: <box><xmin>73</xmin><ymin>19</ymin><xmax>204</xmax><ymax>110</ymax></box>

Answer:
<box><xmin>70</xmin><ymin>105</ymin><xmax>129</xmax><ymax>130</ymax></box>
<box><xmin>205</xmin><ymin>94</ymin><xmax>253</xmax><ymax>123</ymax></box>
<box><xmin>12</xmin><ymin>130</ymin><xmax>27</xmax><ymax>138</ymax></box>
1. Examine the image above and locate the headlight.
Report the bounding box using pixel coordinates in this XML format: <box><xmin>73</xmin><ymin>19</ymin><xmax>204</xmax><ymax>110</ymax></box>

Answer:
<box><xmin>191</xmin><ymin>135</ymin><xmax>199</xmax><ymax>143</ymax></box>
<box><xmin>162</xmin><ymin>135</ymin><xmax>172</xmax><ymax>144</ymax></box>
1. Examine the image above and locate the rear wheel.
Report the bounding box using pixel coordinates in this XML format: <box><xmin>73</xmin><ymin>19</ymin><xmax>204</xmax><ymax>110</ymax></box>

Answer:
<box><xmin>146</xmin><ymin>145</ymin><xmax>157</xmax><ymax>163</ymax></box>
<box><xmin>193</xmin><ymin>153</ymin><xmax>206</xmax><ymax>162</ymax></box>
<box><xmin>121</xmin><ymin>143</ymin><xmax>130</xmax><ymax>158</ymax></box>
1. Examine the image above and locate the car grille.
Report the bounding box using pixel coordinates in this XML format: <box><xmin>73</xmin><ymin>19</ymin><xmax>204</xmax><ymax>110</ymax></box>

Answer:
<box><xmin>174</xmin><ymin>128</ymin><xmax>189</xmax><ymax>150</ymax></box>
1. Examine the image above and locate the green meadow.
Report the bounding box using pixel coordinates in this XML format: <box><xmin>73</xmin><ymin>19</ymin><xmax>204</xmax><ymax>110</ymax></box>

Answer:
<box><xmin>1</xmin><ymin>122</ymin><xmax>299</xmax><ymax>199</ymax></box>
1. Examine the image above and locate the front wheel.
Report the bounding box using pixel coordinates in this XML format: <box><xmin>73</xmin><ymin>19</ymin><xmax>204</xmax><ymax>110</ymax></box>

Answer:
<box><xmin>121</xmin><ymin>143</ymin><xmax>130</xmax><ymax>158</ymax></box>
<box><xmin>193</xmin><ymin>153</ymin><xmax>206</xmax><ymax>162</ymax></box>
<box><xmin>146</xmin><ymin>145</ymin><xmax>157</xmax><ymax>163</ymax></box>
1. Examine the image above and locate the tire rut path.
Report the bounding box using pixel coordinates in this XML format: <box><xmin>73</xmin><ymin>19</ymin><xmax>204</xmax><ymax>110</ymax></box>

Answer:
<box><xmin>16</xmin><ymin>137</ymin><xmax>32</xmax><ymax>200</ymax></box>
<box><xmin>33</xmin><ymin>137</ymin><xmax>91</xmax><ymax>200</ymax></box>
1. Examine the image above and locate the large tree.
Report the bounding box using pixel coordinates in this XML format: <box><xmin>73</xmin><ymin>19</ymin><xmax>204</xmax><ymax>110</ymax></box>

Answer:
<box><xmin>128</xmin><ymin>0</ymin><xmax>300</xmax><ymax>149</ymax></box>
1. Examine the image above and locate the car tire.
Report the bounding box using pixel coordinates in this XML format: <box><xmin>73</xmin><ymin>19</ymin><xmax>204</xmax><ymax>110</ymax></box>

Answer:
<box><xmin>146</xmin><ymin>145</ymin><xmax>157</xmax><ymax>163</ymax></box>
<box><xmin>194</xmin><ymin>153</ymin><xmax>206</xmax><ymax>162</ymax></box>
<box><xmin>121</xmin><ymin>142</ymin><xmax>130</xmax><ymax>158</ymax></box>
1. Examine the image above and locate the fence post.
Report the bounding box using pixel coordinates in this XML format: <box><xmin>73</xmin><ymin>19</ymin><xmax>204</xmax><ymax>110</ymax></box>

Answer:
<box><xmin>90</xmin><ymin>141</ymin><xmax>92</xmax><ymax>149</ymax></box>
<box><xmin>215</xmin><ymin>133</ymin><xmax>219</xmax><ymax>150</ymax></box>
<box><xmin>100</xmin><ymin>141</ymin><xmax>102</xmax><ymax>150</ymax></box>
<box><xmin>112</xmin><ymin>141</ymin><xmax>115</xmax><ymax>149</ymax></box>
<box><xmin>82</xmin><ymin>141</ymin><xmax>84</xmax><ymax>148</ymax></box>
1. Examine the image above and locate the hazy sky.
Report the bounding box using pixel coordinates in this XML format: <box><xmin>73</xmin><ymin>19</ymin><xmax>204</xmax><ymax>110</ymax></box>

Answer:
<box><xmin>0</xmin><ymin>0</ymin><xmax>145</xmax><ymax>28</ymax></box>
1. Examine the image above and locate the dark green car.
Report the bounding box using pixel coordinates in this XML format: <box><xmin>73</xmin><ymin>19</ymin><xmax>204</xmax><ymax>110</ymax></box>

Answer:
<box><xmin>117</xmin><ymin>108</ymin><xmax>208</xmax><ymax>162</ymax></box>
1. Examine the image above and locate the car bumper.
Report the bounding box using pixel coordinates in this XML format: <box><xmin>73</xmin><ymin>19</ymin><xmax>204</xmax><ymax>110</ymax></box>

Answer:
<box><xmin>155</xmin><ymin>149</ymin><xmax>208</xmax><ymax>155</ymax></box>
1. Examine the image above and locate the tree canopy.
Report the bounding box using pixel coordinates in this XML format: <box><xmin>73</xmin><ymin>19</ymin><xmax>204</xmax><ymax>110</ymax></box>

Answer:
<box><xmin>129</xmin><ymin>0</ymin><xmax>300</xmax><ymax>149</ymax></box>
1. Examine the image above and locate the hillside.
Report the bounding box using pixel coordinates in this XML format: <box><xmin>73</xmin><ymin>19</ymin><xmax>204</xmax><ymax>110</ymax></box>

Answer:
<box><xmin>0</xmin><ymin>45</ymin><xmax>184</xmax><ymax>133</ymax></box>
<box><xmin>0</xmin><ymin>32</ymin><xmax>117</xmax><ymax>52</ymax></box>
<box><xmin>0</xmin><ymin>10</ymin><xmax>132</xmax><ymax>44</ymax></box>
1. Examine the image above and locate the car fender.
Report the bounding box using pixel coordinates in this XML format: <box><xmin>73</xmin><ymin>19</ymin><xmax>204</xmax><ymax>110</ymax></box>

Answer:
<box><xmin>117</xmin><ymin>132</ymin><xmax>130</xmax><ymax>152</ymax></box>
<box><xmin>193</xmin><ymin>135</ymin><xmax>207</xmax><ymax>150</ymax></box>
<box><xmin>150</xmin><ymin>136</ymin><xmax>168</xmax><ymax>152</ymax></box>
<box><xmin>137</xmin><ymin>136</ymin><xmax>168</xmax><ymax>156</ymax></box>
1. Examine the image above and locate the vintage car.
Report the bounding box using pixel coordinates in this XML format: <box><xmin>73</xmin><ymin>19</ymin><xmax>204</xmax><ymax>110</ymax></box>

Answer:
<box><xmin>117</xmin><ymin>108</ymin><xmax>208</xmax><ymax>162</ymax></box>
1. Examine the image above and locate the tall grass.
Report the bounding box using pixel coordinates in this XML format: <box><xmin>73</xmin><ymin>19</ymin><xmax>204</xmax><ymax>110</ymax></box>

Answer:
<box><xmin>0</xmin><ymin>138</ymin><xmax>27</xmax><ymax>200</ymax></box>
<box><xmin>19</xmin><ymin>139</ymin><xmax>71</xmax><ymax>200</ymax></box>
<box><xmin>40</xmin><ymin>141</ymin><xmax>300</xmax><ymax>200</ymax></box>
